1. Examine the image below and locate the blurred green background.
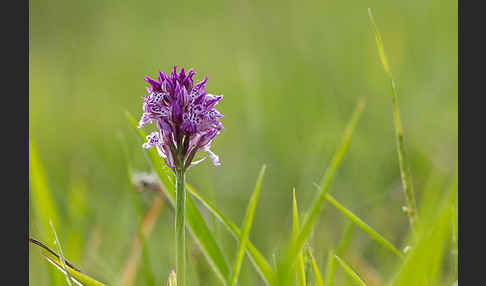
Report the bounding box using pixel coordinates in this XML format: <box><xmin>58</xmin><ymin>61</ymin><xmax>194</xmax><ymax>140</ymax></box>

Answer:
<box><xmin>29</xmin><ymin>0</ymin><xmax>457</xmax><ymax>285</ymax></box>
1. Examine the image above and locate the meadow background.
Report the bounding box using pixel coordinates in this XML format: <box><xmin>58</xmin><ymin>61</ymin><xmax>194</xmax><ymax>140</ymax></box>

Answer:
<box><xmin>29</xmin><ymin>0</ymin><xmax>457</xmax><ymax>285</ymax></box>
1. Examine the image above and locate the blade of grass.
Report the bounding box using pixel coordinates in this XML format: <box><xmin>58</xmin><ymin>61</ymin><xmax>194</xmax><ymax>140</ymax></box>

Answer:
<box><xmin>276</xmin><ymin>99</ymin><xmax>366</xmax><ymax>286</ymax></box>
<box><xmin>30</xmin><ymin>237</ymin><xmax>82</xmax><ymax>273</ymax></box>
<box><xmin>325</xmin><ymin>224</ymin><xmax>353</xmax><ymax>286</ymax></box>
<box><xmin>322</xmin><ymin>192</ymin><xmax>403</xmax><ymax>258</ymax></box>
<box><xmin>334</xmin><ymin>255</ymin><xmax>368</xmax><ymax>286</ymax></box>
<box><xmin>389</xmin><ymin>171</ymin><xmax>457</xmax><ymax>286</ymax></box>
<box><xmin>44</xmin><ymin>255</ymin><xmax>106</xmax><ymax>286</ymax></box>
<box><xmin>44</xmin><ymin>256</ymin><xmax>83</xmax><ymax>286</ymax></box>
<box><xmin>31</xmin><ymin>236</ymin><xmax>106</xmax><ymax>286</ymax></box>
<box><xmin>29</xmin><ymin>136</ymin><xmax>60</xmax><ymax>247</ymax></box>
<box><xmin>127</xmin><ymin>112</ymin><xmax>230</xmax><ymax>283</ymax></box>
<box><xmin>29</xmin><ymin>135</ymin><xmax>64</xmax><ymax>286</ymax></box>
<box><xmin>307</xmin><ymin>248</ymin><xmax>325</xmax><ymax>286</ymax></box>
<box><xmin>186</xmin><ymin>184</ymin><xmax>274</xmax><ymax>284</ymax></box>
<box><xmin>336</xmin><ymin>223</ymin><xmax>354</xmax><ymax>257</ymax></box>
<box><xmin>292</xmin><ymin>189</ymin><xmax>306</xmax><ymax>286</ymax></box>
<box><xmin>50</xmin><ymin>221</ymin><xmax>73</xmax><ymax>286</ymax></box>
<box><xmin>325</xmin><ymin>250</ymin><xmax>335</xmax><ymax>286</ymax></box>
<box><xmin>228</xmin><ymin>165</ymin><xmax>266</xmax><ymax>286</ymax></box>
<box><xmin>368</xmin><ymin>8</ymin><xmax>418</xmax><ymax>232</ymax></box>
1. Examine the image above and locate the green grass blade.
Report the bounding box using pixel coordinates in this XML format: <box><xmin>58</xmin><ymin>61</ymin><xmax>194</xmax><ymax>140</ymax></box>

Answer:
<box><xmin>50</xmin><ymin>221</ymin><xmax>73</xmax><ymax>286</ymax></box>
<box><xmin>31</xmin><ymin>236</ymin><xmax>106</xmax><ymax>286</ymax></box>
<box><xmin>44</xmin><ymin>255</ymin><xmax>106</xmax><ymax>286</ymax></box>
<box><xmin>389</xmin><ymin>171</ymin><xmax>457</xmax><ymax>286</ymax></box>
<box><xmin>336</xmin><ymin>223</ymin><xmax>354</xmax><ymax>257</ymax></box>
<box><xmin>186</xmin><ymin>184</ymin><xmax>274</xmax><ymax>284</ymax></box>
<box><xmin>325</xmin><ymin>250</ymin><xmax>335</xmax><ymax>286</ymax></box>
<box><xmin>29</xmin><ymin>135</ymin><xmax>64</xmax><ymax>286</ymax></box>
<box><xmin>292</xmin><ymin>189</ymin><xmax>306</xmax><ymax>286</ymax></box>
<box><xmin>324</xmin><ymin>224</ymin><xmax>353</xmax><ymax>286</ymax></box>
<box><xmin>127</xmin><ymin>112</ymin><xmax>230</xmax><ymax>283</ymax></box>
<box><xmin>29</xmin><ymin>136</ymin><xmax>59</xmax><ymax>245</ymax></box>
<box><xmin>307</xmin><ymin>248</ymin><xmax>324</xmax><ymax>286</ymax></box>
<box><xmin>228</xmin><ymin>165</ymin><xmax>266</xmax><ymax>286</ymax></box>
<box><xmin>367</xmin><ymin>8</ymin><xmax>390</xmax><ymax>77</ymax></box>
<box><xmin>324</xmin><ymin>193</ymin><xmax>403</xmax><ymax>258</ymax></box>
<box><xmin>368</xmin><ymin>8</ymin><xmax>418</xmax><ymax>232</ymax></box>
<box><xmin>334</xmin><ymin>255</ymin><xmax>367</xmax><ymax>286</ymax></box>
<box><xmin>276</xmin><ymin>99</ymin><xmax>366</xmax><ymax>285</ymax></box>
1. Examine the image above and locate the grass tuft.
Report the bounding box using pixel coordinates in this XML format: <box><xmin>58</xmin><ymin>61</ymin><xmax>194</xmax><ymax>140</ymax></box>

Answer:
<box><xmin>228</xmin><ymin>165</ymin><xmax>266</xmax><ymax>286</ymax></box>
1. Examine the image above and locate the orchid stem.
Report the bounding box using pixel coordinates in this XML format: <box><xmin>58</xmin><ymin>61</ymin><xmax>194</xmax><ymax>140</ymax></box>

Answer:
<box><xmin>175</xmin><ymin>163</ymin><xmax>186</xmax><ymax>286</ymax></box>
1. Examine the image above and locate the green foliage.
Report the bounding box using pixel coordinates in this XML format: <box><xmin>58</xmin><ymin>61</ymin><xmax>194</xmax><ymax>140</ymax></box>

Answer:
<box><xmin>308</xmin><ymin>248</ymin><xmax>325</xmax><ymax>286</ymax></box>
<box><xmin>334</xmin><ymin>255</ymin><xmax>368</xmax><ymax>286</ymax></box>
<box><xmin>30</xmin><ymin>237</ymin><xmax>106</xmax><ymax>286</ymax></box>
<box><xmin>44</xmin><ymin>255</ymin><xmax>106</xmax><ymax>286</ymax></box>
<box><xmin>325</xmin><ymin>250</ymin><xmax>336</xmax><ymax>286</ymax></box>
<box><xmin>292</xmin><ymin>189</ymin><xmax>306</xmax><ymax>286</ymax></box>
<box><xmin>276</xmin><ymin>99</ymin><xmax>365</xmax><ymax>286</ymax></box>
<box><xmin>389</xmin><ymin>171</ymin><xmax>457</xmax><ymax>286</ymax></box>
<box><xmin>228</xmin><ymin>165</ymin><xmax>266</xmax><ymax>286</ymax></box>
<box><xmin>186</xmin><ymin>184</ymin><xmax>274</xmax><ymax>284</ymax></box>
<box><xmin>325</xmin><ymin>193</ymin><xmax>403</xmax><ymax>258</ymax></box>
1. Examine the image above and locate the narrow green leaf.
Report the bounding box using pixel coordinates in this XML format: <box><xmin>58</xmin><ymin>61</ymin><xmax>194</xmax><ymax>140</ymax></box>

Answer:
<box><xmin>276</xmin><ymin>99</ymin><xmax>366</xmax><ymax>286</ymax></box>
<box><xmin>30</xmin><ymin>237</ymin><xmax>106</xmax><ymax>286</ymax></box>
<box><xmin>389</xmin><ymin>170</ymin><xmax>457</xmax><ymax>286</ymax></box>
<box><xmin>127</xmin><ymin>112</ymin><xmax>230</xmax><ymax>283</ymax></box>
<box><xmin>187</xmin><ymin>184</ymin><xmax>274</xmax><ymax>284</ymax></box>
<box><xmin>336</xmin><ymin>223</ymin><xmax>353</xmax><ymax>257</ymax></box>
<box><xmin>29</xmin><ymin>136</ymin><xmax>59</xmax><ymax>245</ymax></box>
<box><xmin>325</xmin><ymin>250</ymin><xmax>335</xmax><ymax>286</ymax></box>
<box><xmin>29</xmin><ymin>135</ymin><xmax>63</xmax><ymax>286</ymax></box>
<box><xmin>334</xmin><ymin>255</ymin><xmax>367</xmax><ymax>286</ymax></box>
<box><xmin>324</xmin><ymin>193</ymin><xmax>403</xmax><ymax>258</ymax></box>
<box><xmin>229</xmin><ymin>165</ymin><xmax>266</xmax><ymax>286</ymax></box>
<box><xmin>292</xmin><ymin>189</ymin><xmax>306</xmax><ymax>286</ymax></box>
<box><xmin>368</xmin><ymin>8</ymin><xmax>418</xmax><ymax>232</ymax></box>
<box><xmin>50</xmin><ymin>221</ymin><xmax>73</xmax><ymax>286</ymax></box>
<box><xmin>44</xmin><ymin>255</ymin><xmax>106</xmax><ymax>286</ymax></box>
<box><xmin>367</xmin><ymin>8</ymin><xmax>390</xmax><ymax>77</ymax></box>
<box><xmin>307</xmin><ymin>249</ymin><xmax>325</xmax><ymax>286</ymax></box>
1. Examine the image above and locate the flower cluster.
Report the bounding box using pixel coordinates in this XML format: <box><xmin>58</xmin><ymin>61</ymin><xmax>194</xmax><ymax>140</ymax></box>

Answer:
<box><xmin>138</xmin><ymin>66</ymin><xmax>223</xmax><ymax>172</ymax></box>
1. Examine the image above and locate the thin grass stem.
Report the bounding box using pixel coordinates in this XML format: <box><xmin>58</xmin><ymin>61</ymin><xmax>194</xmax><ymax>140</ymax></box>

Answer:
<box><xmin>368</xmin><ymin>8</ymin><xmax>418</xmax><ymax>233</ymax></box>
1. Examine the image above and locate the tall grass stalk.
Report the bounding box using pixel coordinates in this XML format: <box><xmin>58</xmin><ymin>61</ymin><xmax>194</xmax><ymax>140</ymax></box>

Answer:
<box><xmin>368</xmin><ymin>8</ymin><xmax>418</xmax><ymax>232</ymax></box>
<box><xmin>275</xmin><ymin>99</ymin><xmax>365</xmax><ymax>286</ymax></box>
<box><xmin>228</xmin><ymin>165</ymin><xmax>266</xmax><ymax>286</ymax></box>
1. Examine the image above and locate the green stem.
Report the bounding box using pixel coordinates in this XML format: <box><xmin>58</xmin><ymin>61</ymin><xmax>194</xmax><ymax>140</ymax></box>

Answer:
<box><xmin>391</xmin><ymin>78</ymin><xmax>418</xmax><ymax>233</ymax></box>
<box><xmin>175</xmin><ymin>164</ymin><xmax>186</xmax><ymax>286</ymax></box>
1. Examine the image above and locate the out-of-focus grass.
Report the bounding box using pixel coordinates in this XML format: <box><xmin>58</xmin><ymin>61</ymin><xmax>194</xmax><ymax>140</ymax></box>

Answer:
<box><xmin>30</xmin><ymin>1</ymin><xmax>457</xmax><ymax>285</ymax></box>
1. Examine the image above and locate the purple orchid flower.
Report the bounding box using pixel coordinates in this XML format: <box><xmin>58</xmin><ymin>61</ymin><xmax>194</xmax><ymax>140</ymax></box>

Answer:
<box><xmin>138</xmin><ymin>66</ymin><xmax>224</xmax><ymax>173</ymax></box>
